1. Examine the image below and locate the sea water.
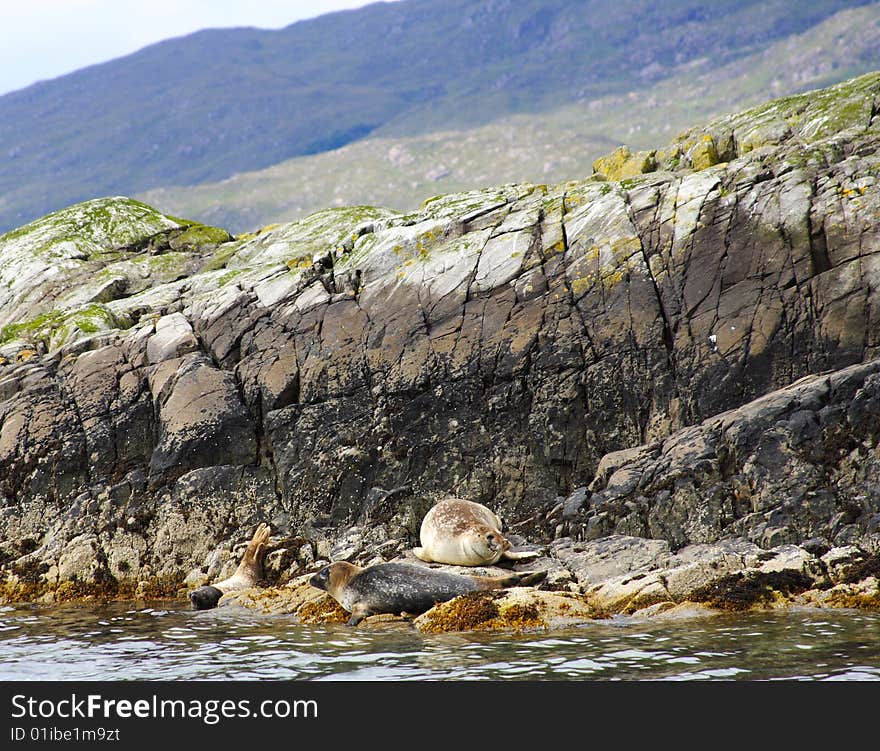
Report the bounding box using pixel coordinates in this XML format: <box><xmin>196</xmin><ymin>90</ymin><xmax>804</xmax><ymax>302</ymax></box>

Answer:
<box><xmin>1</xmin><ymin>602</ymin><xmax>879</xmax><ymax>681</ymax></box>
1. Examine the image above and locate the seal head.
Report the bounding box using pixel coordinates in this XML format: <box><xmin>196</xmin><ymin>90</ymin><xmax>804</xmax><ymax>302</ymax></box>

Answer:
<box><xmin>189</xmin><ymin>585</ymin><xmax>224</xmax><ymax>611</ymax></box>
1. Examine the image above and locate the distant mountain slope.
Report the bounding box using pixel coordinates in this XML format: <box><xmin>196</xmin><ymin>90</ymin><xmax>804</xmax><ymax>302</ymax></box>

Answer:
<box><xmin>139</xmin><ymin>4</ymin><xmax>880</xmax><ymax>233</ymax></box>
<box><xmin>0</xmin><ymin>0</ymin><xmax>876</xmax><ymax>232</ymax></box>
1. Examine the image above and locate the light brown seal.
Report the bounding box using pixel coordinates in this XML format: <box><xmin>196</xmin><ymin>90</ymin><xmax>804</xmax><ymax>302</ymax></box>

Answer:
<box><xmin>413</xmin><ymin>498</ymin><xmax>540</xmax><ymax>566</ymax></box>
<box><xmin>189</xmin><ymin>523</ymin><xmax>271</xmax><ymax>610</ymax></box>
<box><xmin>309</xmin><ymin>560</ymin><xmax>546</xmax><ymax>625</ymax></box>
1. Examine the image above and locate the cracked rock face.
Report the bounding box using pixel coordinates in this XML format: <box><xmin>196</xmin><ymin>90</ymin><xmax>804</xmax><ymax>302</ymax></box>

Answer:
<box><xmin>2</xmin><ymin>73</ymin><xmax>880</xmax><ymax>598</ymax></box>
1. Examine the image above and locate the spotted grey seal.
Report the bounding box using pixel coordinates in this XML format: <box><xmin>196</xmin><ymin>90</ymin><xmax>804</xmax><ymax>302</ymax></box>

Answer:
<box><xmin>189</xmin><ymin>523</ymin><xmax>271</xmax><ymax>610</ymax></box>
<box><xmin>309</xmin><ymin>560</ymin><xmax>546</xmax><ymax>625</ymax></box>
<box><xmin>413</xmin><ymin>498</ymin><xmax>540</xmax><ymax>566</ymax></box>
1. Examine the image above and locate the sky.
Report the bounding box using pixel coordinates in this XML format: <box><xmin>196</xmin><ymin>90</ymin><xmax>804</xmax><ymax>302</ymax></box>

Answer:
<box><xmin>0</xmin><ymin>1</ymin><xmax>386</xmax><ymax>96</ymax></box>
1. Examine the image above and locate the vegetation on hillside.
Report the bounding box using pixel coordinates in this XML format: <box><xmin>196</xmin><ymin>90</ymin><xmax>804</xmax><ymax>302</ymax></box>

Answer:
<box><xmin>0</xmin><ymin>0</ymin><xmax>876</xmax><ymax>232</ymax></box>
<box><xmin>139</xmin><ymin>4</ymin><xmax>880</xmax><ymax>232</ymax></box>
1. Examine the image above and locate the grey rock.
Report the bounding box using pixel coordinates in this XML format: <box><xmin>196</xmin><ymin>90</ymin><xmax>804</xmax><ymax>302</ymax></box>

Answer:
<box><xmin>562</xmin><ymin>487</ymin><xmax>589</xmax><ymax>520</ymax></box>
<box><xmin>146</xmin><ymin>313</ymin><xmax>199</xmax><ymax>364</ymax></box>
<box><xmin>550</xmin><ymin>535</ymin><xmax>670</xmax><ymax>587</ymax></box>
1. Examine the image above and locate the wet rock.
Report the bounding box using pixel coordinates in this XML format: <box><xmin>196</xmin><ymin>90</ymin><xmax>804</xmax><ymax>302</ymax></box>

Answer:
<box><xmin>821</xmin><ymin>546</ymin><xmax>867</xmax><ymax>583</ymax></box>
<box><xmin>57</xmin><ymin>534</ymin><xmax>103</xmax><ymax>583</ymax></box>
<box><xmin>148</xmin><ymin>356</ymin><xmax>257</xmax><ymax>484</ymax></box>
<box><xmin>561</xmin><ymin>487</ymin><xmax>589</xmax><ymax>520</ymax></box>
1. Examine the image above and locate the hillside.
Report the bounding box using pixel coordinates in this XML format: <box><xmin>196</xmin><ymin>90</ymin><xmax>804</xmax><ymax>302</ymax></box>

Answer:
<box><xmin>140</xmin><ymin>4</ymin><xmax>880</xmax><ymax>232</ymax></box>
<box><xmin>0</xmin><ymin>0</ymin><xmax>877</xmax><ymax>233</ymax></box>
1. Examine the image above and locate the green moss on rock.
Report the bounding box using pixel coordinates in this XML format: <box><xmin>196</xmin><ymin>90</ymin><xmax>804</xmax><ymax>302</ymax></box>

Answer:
<box><xmin>171</xmin><ymin>223</ymin><xmax>232</xmax><ymax>250</ymax></box>
<box><xmin>202</xmin><ymin>241</ymin><xmax>240</xmax><ymax>272</ymax></box>
<box><xmin>69</xmin><ymin>303</ymin><xmax>117</xmax><ymax>334</ymax></box>
<box><xmin>0</xmin><ymin>310</ymin><xmax>66</xmax><ymax>345</ymax></box>
<box><xmin>1</xmin><ymin>303</ymin><xmax>121</xmax><ymax>350</ymax></box>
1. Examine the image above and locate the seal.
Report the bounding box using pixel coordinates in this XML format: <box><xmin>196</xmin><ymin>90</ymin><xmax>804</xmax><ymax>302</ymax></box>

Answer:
<box><xmin>189</xmin><ymin>523</ymin><xmax>271</xmax><ymax>610</ymax></box>
<box><xmin>412</xmin><ymin>498</ymin><xmax>540</xmax><ymax>566</ymax></box>
<box><xmin>309</xmin><ymin>561</ymin><xmax>546</xmax><ymax>625</ymax></box>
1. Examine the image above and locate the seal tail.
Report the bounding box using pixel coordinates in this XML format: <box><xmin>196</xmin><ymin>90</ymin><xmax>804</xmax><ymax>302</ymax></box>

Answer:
<box><xmin>515</xmin><ymin>570</ymin><xmax>547</xmax><ymax>587</ymax></box>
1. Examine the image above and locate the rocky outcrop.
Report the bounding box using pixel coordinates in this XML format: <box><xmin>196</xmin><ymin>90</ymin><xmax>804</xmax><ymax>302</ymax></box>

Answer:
<box><xmin>545</xmin><ymin>360</ymin><xmax>880</xmax><ymax>550</ymax></box>
<box><xmin>1</xmin><ymin>73</ymin><xmax>880</xmax><ymax>616</ymax></box>
<box><xmin>217</xmin><ymin>536</ymin><xmax>879</xmax><ymax>632</ymax></box>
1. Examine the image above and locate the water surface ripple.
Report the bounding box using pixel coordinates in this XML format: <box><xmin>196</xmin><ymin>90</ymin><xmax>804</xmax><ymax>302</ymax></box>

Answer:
<box><xmin>2</xmin><ymin>602</ymin><xmax>879</xmax><ymax>681</ymax></box>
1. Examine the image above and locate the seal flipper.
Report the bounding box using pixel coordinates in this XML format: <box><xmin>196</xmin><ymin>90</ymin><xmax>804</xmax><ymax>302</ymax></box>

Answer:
<box><xmin>347</xmin><ymin>604</ymin><xmax>373</xmax><ymax>626</ymax></box>
<box><xmin>515</xmin><ymin>570</ymin><xmax>548</xmax><ymax>587</ymax></box>
<box><xmin>412</xmin><ymin>546</ymin><xmax>432</xmax><ymax>562</ymax></box>
<box><xmin>501</xmin><ymin>549</ymin><xmax>541</xmax><ymax>561</ymax></box>
<box><xmin>480</xmin><ymin>570</ymin><xmax>547</xmax><ymax>589</ymax></box>
<box><xmin>237</xmin><ymin>522</ymin><xmax>271</xmax><ymax>579</ymax></box>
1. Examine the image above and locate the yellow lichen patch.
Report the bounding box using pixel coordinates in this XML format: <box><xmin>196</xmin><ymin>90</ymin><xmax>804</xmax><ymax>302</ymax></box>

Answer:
<box><xmin>599</xmin><ymin>267</ymin><xmax>627</xmax><ymax>290</ymax></box>
<box><xmin>544</xmin><ymin>240</ymin><xmax>566</xmax><ymax>257</ymax></box>
<box><xmin>297</xmin><ymin>596</ymin><xmax>350</xmax><ymax>624</ymax></box>
<box><xmin>687</xmin><ymin>134</ymin><xmax>720</xmax><ymax>171</ymax></box>
<box><xmin>565</xmin><ymin>194</ymin><xmax>584</xmax><ymax>211</ymax></box>
<box><xmin>15</xmin><ymin>349</ymin><xmax>36</xmax><ymax>362</ymax></box>
<box><xmin>568</xmin><ymin>254</ymin><xmax>632</xmax><ymax>296</ymax></box>
<box><xmin>611</xmin><ymin>235</ymin><xmax>642</xmax><ymax>259</ymax></box>
<box><xmin>285</xmin><ymin>257</ymin><xmax>312</xmax><ymax>270</ymax></box>
<box><xmin>416</xmin><ymin>230</ymin><xmax>440</xmax><ymax>260</ymax></box>
<box><xmin>569</xmin><ymin>276</ymin><xmax>594</xmax><ymax>296</ymax></box>
<box><xmin>593</xmin><ymin>145</ymin><xmax>657</xmax><ymax>181</ymax></box>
